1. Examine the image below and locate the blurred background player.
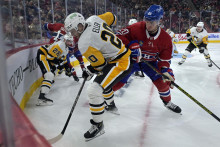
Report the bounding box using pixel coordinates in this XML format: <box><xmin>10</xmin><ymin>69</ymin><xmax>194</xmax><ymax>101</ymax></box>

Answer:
<box><xmin>128</xmin><ymin>18</ymin><xmax>137</xmax><ymax>26</ymax></box>
<box><xmin>113</xmin><ymin>5</ymin><xmax>181</xmax><ymax>114</ymax></box>
<box><xmin>166</xmin><ymin>29</ymin><xmax>179</xmax><ymax>57</ymax></box>
<box><xmin>178</xmin><ymin>22</ymin><xmax>212</xmax><ymax>67</ymax></box>
<box><xmin>36</xmin><ymin>33</ymin><xmax>76</xmax><ymax>106</ymax></box>
<box><xmin>43</xmin><ymin>23</ymin><xmax>86</xmax><ymax>76</ymax></box>
<box><xmin>65</xmin><ymin>12</ymin><xmax>133</xmax><ymax>141</ymax></box>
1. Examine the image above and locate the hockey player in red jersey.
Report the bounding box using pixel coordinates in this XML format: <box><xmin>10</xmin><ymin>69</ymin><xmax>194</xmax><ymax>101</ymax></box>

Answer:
<box><xmin>43</xmin><ymin>23</ymin><xmax>86</xmax><ymax>77</ymax></box>
<box><xmin>113</xmin><ymin>5</ymin><xmax>181</xmax><ymax>113</ymax></box>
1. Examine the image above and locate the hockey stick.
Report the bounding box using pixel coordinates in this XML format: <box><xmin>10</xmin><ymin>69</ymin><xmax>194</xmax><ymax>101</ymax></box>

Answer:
<box><xmin>138</xmin><ymin>62</ymin><xmax>145</xmax><ymax>77</ymax></box>
<box><xmin>191</xmin><ymin>41</ymin><xmax>220</xmax><ymax>70</ymax></box>
<box><xmin>141</xmin><ymin>59</ymin><xmax>220</xmax><ymax>122</ymax></box>
<box><xmin>48</xmin><ymin>78</ymin><xmax>87</xmax><ymax>144</ymax></box>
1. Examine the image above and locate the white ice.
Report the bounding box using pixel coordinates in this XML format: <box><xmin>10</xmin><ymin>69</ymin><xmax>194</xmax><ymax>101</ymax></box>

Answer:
<box><xmin>24</xmin><ymin>43</ymin><xmax>220</xmax><ymax>147</ymax></box>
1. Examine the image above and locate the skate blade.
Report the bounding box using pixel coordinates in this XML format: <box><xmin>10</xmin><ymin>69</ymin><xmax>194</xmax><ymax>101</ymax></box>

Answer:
<box><xmin>85</xmin><ymin>130</ymin><xmax>105</xmax><ymax>142</ymax></box>
<box><xmin>166</xmin><ymin>107</ymin><xmax>182</xmax><ymax>115</ymax></box>
<box><xmin>36</xmin><ymin>99</ymin><xmax>53</xmax><ymax>106</ymax></box>
<box><xmin>106</xmin><ymin>110</ymin><xmax>120</xmax><ymax>115</ymax></box>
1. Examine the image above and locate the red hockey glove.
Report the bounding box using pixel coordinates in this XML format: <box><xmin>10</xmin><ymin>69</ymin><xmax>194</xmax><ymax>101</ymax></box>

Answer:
<box><xmin>129</xmin><ymin>43</ymin><xmax>141</xmax><ymax>63</ymax></box>
<box><xmin>161</xmin><ymin>67</ymin><xmax>175</xmax><ymax>89</ymax></box>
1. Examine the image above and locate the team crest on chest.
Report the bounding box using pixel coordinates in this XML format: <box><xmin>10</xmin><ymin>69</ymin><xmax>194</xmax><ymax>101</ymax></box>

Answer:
<box><xmin>148</xmin><ymin>41</ymin><xmax>154</xmax><ymax>47</ymax></box>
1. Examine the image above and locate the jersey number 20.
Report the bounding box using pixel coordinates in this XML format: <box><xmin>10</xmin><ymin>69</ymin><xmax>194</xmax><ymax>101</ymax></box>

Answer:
<box><xmin>101</xmin><ymin>23</ymin><xmax>122</xmax><ymax>49</ymax></box>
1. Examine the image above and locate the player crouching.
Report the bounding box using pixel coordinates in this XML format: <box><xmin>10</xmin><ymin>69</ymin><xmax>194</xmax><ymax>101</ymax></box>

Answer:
<box><xmin>36</xmin><ymin>33</ymin><xmax>78</xmax><ymax>106</ymax></box>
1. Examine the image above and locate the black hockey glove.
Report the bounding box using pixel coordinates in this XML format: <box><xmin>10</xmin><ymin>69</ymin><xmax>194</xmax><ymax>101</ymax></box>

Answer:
<box><xmin>57</xmin><ymin>64</ymin><xmax>64</xmax><ymax>71</ymax></box>
<box><xmin>65</xmin><ymin>67</ymin><xmax>72</xmax><ymax>77</ymax></box>
<box><xmin>82</xmin><ymin>65</ymin><xmax>101</xmax><ymax>81</ymax></box>
<box><xmin>187</xmin><ymin>38</ymin><xmax>193</xmax><ymax>42</ymax></box>
<box><xmin>199</xmin><ymin>47</ymin><xmax>205</xmax><ymax>53</ymax></box>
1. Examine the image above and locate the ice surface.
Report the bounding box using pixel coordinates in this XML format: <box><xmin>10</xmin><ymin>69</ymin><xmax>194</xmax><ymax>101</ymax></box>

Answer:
<box><xmin>24</xmin><ymin>43</ymin><xmax>220</xmax><ymax>147</ymax></box>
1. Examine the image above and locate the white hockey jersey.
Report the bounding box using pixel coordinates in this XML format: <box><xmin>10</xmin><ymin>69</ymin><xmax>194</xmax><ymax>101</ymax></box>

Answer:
<box><xmin>40</xmin><ymin>39</ymin><xmax>69</xmax><ymax>60</ymax></box>
<box><xmin>78</xmin><ymin>12</ymin><xmax>130</xmax><ymax>71</ymax></box>
<box><xmin>187</xmin><ymin>27</ymin><xmax>208</xmax><ymax>45</ymax></box>
<box><xmin>167</xmin><ymin>30</ymin><xmax>178</xmax><ymax>43</ymax></box>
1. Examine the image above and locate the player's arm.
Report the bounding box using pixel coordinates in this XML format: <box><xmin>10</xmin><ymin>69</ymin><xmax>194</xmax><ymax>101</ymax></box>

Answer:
<box><xmin>198</xmin><ymin>35</ymin><xmax>208</xmax><ymax>53</ymax></box>
<box><xmin>157</xmin><ymin>37</ymin><xmax>173</xmax><ymax>70</ymax></box>
<box><xmin>98</xmin><ymin>12</ymin><xmax>117</xmax><ymax>27</ymax></box>
<box><xmin>201</xmin><ymin>35</ymin><xmax>208</xmax><ymax>47</ymax></box>
<box><xmin>116</xmin><ymin>27</ymin><xmax>133</xmax><ymax>47</ymax></box>
<box><xmin>186</xmin><ymin>29</ymin><xmax>192</xmax><ymax>42</ymax></box>
<box><xmin>116</xmin><ymin>27</ymin><xmax>141</xmax><ymax>62</ymax></box>
<box><xmin>43</xmin><ymin>23</ymin><xmax>64</xmax><ymax>32</ymax></box>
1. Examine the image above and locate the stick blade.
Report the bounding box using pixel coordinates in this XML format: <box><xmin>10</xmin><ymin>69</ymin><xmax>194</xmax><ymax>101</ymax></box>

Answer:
<box><xmin>48</xmin><ymin>134</ymin><xmax>63</xmax><ymax>144</ymax></box>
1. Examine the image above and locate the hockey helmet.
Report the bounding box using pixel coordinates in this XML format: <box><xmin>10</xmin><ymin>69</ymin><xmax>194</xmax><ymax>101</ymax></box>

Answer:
<box><xmin>196</xmin><ymin>22</ymin><xmax>204</xmax><ymax>28</ymax></box>
<box><xmin>63</xmin><ymin>32</ymin><xmax>73</xmax><ymax>47</ymax></box>
<box><xmin>128</xmin><ymin>19</ymin><xmax>138</xmax><ymax>25</ymax></box>
<box><xmin>64</xmin><ymin>12</ymin><xmax>85</xmax><ymax>33</ymax></box>
<box><xmin>144</xmin><ymin>5</ymin><xmax>164</xmax><ymax>22</ymax></box>
<box><xmin>166</xmin><ymin>29</ymin><xmax>171</xmax><ymax>33</ymax></box>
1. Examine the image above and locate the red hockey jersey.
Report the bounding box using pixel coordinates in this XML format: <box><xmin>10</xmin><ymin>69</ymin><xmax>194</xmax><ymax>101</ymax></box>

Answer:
<box><xmin>116</xmin><ymin>21</ymin><xmax>173</xmax><ymax>70</ymax></box>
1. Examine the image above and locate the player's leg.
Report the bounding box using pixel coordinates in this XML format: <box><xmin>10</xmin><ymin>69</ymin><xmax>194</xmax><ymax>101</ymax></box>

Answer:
<box><xmin>178</xmin><ymin>43</ymin><xmax>195</xmax><ymax>65</ymax></box>
<box><xmin>202</xmin><ymin>47</ymin><xmax>212</xmax><ymax>67</ymax></box>
<box><xmin>112</xmin><ymin>62</ymin><xmax>139</xmax><ymax>91</ymax></box>
<box><xmin>84</xmin><ymin>57</ymin><xmax>132</xmax><ymax>141</ymax></box>
<box><xmin>143</xmin><ymin>61</ymin><xmax>181</xmax><ymax>113</ymax></box>
<box><xmin>36</xmin><ymin>51</ymin><xmax>54</xmax><ymax>106</ymax></box>
<box><xmin>173</xmin><ymin>43</ymin><xmax>178</xmax><ymax>55</ymax></box>
<box><xmin>103</xmin><ymin>88</ymin><xmax>119</xmax><ymax>115</ymax></box>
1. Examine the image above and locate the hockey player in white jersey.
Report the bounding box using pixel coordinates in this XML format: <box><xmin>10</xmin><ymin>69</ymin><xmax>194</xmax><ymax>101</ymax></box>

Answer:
<box><xmin>166</xmin><ymin>29</ymin><xmax>179</xmax><ymax>56</ymax></box>
<box><xmin>36</xmin><ymin>33</ymin><xmax>76</xmax><ymax>106</ymax></box>
<box><xmin>64</xmin><ymin>12</ymin><xmax>133</xmax><ymax>141</ymax></box>
<box><xmin>178</xmin><ymin>22</ymin><xmax>212</xmax><ymax>67</ymax></box>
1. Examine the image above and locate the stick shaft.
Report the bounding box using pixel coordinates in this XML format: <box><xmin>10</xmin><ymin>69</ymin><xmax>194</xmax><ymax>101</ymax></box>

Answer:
<box><xmin>142</xmin><ymin>60</ymin><xmax>220</xmax><ymax>122</ymax></box>
<box><xmin>47</xmin><ymin>78</ymin><xmax>87</xmax><ymax>144</ymax></box>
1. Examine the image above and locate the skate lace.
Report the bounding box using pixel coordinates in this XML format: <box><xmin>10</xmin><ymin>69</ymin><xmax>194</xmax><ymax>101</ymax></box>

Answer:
<box><xmin>166</xmin><ymin>102</ymin><xmax>177</xmax><ymax>109</ymax></box>
<box><xmin>88</xmin><ymin>125</ymin><xmax>98</xmax><ymax>133</ymax></box>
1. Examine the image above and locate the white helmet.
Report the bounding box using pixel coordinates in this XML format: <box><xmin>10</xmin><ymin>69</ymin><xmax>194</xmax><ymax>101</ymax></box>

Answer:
<box><xmin>64</xmin><ymin>12</ymin><xmax>85</xmax><ymax>33</ymax></box>
<box><xmin>197</xmin><ymin>22</ymin><xmax>204</xmax><ymax>28</ymax></box>
<box><xmin>63</xmin><ymin>32</ymin><xmax>73</xmax><ymax>42</ymax></box>
<box><xmin>128</xmin><ymin>19</ymin><xmax>137</xmax><ymax>25</ymax></box>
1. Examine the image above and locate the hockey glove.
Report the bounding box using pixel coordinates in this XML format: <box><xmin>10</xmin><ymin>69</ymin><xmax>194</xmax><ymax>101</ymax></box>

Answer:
<box><xmin>65</xmin><ymin>67</ymin><xmax>72</xmax><ymax>77</ymax></box>
<box><xmin>187</xmin><ymin>38</ymin><xmax>192</xmax><ymax>42</ymax></box>
<box><xmin>82</xmin><ymin>65</ymin><xmax>95</xmax><ymax>81</ymax></box>
<box><xmin>199</xmin><ymin>47</ymin><xmax>205</xmax><ymax>53</ymax></box>
<box><xmin>129</xmin><ymin>43</ymin><xmax>142</xmax><ymax>63</ymax></box>
<box><xmin>161</xmin><ymin>67</ymin><xmax>175</xmax><ymax>89</ymax></box>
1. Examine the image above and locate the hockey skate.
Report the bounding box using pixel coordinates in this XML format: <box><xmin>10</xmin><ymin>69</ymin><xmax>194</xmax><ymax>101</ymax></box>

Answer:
<box><xmin>36</xmin><ymin>93</ymin><xmax>53</xmax><ymax>106</ymax></box>
<box><xmin>105</xmin><ymin>101</ymin><xmax>120</xmax><ymax>115</ymax></box>
<box><xmin>174</xmin><ymin>50</ymin><xmax>179</xmax><ymax>54</ymax></box>
<box><xmin>208</xmin><ymin>62</ymin><xmax>212</xmax><ymax>67</ymax></box>
<box><xmin>178</xmin><ymin>61</ymin><xmax>184</xmax><ymax>65</ymax></box>
<box><xmin>163</xmin><ymin>101</ymin><xmax>182</xmax><ymax>113</ymax></box>
<box><xmin>73</xmin><ymin>75</ymin><xmax>79</xmax><ymax>82</ymax></box>
<box><xmin>84</xmin><ymin>119</ymin><xmax>105</xmax><ymax>141</ymax></box>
